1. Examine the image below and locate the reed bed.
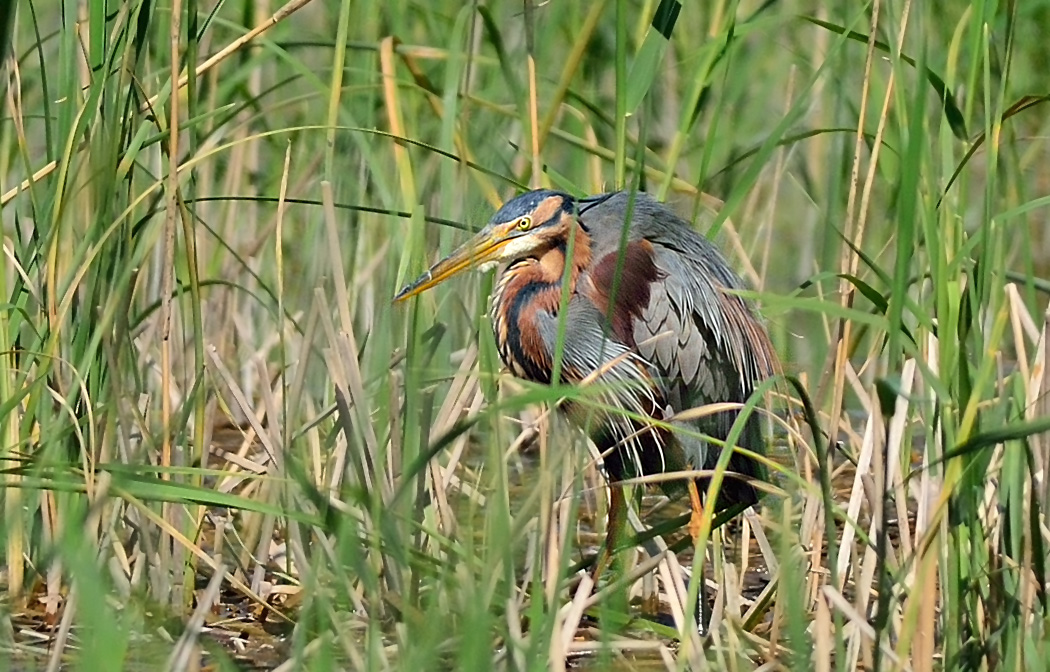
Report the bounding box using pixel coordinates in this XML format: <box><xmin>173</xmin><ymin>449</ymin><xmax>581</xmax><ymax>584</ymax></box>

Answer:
<box><xmin>2</xmin><ymin>0</ymin><xmax>1050</xmax><ymax>669</ymax></box>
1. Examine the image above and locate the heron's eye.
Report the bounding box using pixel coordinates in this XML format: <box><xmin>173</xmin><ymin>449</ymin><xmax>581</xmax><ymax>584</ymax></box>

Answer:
<box><xmin>516</xmin><ymin>216</ymin><xmax>532</xmax><ymax>231</ymax></box>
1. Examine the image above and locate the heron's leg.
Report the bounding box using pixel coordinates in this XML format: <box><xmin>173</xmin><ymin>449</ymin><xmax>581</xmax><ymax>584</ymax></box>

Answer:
<box><xmin>592</xmin><ymin>482</ymin><xmax>627</xmax><ymax>581</ymax></box>
<box><xmin>686</xmin><ymin>479</ymin><xmax>711</xmax><ymax>635</ymax></box>
<box><xmin>687</xmin><ymin>479</ymin><xmax>705</xmax><ymax>542</ymax></box>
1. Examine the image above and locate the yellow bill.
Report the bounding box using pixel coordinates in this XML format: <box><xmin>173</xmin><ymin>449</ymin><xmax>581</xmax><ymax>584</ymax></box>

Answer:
<box><xmin>393</xmin><ymin>228</ymin><xmax>508</xmax><ymax>302</ymax></box>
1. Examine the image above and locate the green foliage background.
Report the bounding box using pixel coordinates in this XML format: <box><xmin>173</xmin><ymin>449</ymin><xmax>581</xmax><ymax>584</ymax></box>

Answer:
<box><xmin>2</xmin><ymin>0</ymin><xmax>1050</xmax><ymax>669</ymax></box>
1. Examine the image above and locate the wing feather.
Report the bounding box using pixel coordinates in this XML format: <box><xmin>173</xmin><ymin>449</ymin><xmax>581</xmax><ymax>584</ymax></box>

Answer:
<box><xmin>532</xmin><ymin>298</ymin><xmax>675</xmax><ymax>478</ymax></box>
<box><xmin>577</xmin><ymin>191</ymin><xmax>778</xmax><ymax>505</ymax></box>
<box><xmin>641</xmin><ymin>245</ymin><xmax>776</xmax><ymax>406</ymax></box>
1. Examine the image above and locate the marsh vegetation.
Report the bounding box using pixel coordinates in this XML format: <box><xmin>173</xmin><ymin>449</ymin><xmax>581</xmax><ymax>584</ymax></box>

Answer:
<box><xmin>2</xmin><ymin>0</ymin><xmax>1050</xmax><ymax>669</ymax></box>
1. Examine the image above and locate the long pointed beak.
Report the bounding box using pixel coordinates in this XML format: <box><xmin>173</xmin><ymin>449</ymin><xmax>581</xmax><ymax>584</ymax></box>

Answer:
<box><xmin>393</xmin><ymin>229</ymin><xmax>505</xmax><ymax>303</ymax></box>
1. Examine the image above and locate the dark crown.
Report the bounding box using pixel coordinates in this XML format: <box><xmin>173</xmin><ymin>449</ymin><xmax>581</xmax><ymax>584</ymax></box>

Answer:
<box><xmin>491</xmin><ymin>189</ymin><xmax>574</xmax><ymax>226</ymax></box>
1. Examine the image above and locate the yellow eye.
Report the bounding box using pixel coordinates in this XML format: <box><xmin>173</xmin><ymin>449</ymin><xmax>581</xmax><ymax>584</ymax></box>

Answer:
<box><xmin>517</xmin><ymin>216</ymin><xmax>532</xmax><ymax>231</ymax></box>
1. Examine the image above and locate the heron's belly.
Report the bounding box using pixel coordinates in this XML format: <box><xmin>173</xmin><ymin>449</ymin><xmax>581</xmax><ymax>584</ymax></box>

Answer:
<box><xmin>559</xmin><ymin>400</ymin><xmax>690</xmax><ymax>483</ymax></box>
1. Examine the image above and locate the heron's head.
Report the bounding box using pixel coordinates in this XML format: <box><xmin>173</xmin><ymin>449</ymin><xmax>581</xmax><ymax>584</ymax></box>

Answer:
<box><xmin>394</xmin><ymin>189</ymin><xmax>577</xmax><ymax>302</ymax></box>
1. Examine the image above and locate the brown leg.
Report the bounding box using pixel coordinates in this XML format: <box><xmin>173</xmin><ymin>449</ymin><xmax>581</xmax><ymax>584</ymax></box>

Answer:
<box><xmin>592</xmin><ymin>482</ymin><xmax>627</xmax><ymax>582</ymax></box>
<box><xmin>687</xmin><ymin>479</ymin><xmax>705</xmax><ymax>543</ymax></box>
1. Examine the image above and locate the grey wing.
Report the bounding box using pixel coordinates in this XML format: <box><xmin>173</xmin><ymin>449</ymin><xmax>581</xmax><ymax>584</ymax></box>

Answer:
<box><xmin>580</xmin><ymin>190</ymin><xmax>776</xmax><ymax>500</ymax></box>
<box><xmin>633</xmin><ymin>245</ymin><xmax>777</xmax><ymax>407</ymax></box>
<box><xmin>579</xmin><ymin>190</ymin><xmax>777</xmax><ymax>408</ymax></box>
<box><xmin>533</xmin><ymin>297</ymin><xmax>662</xmax><ymax>414</ymax></box>
<box><xmin>533</xmin><ymin>297</ymin><xmax>677</xmax><ymax>476</ymax></box>
<box><xmin>631</xmin><ymin>244</ymin><xmax>777</xmax><ymax>495</ymax></box>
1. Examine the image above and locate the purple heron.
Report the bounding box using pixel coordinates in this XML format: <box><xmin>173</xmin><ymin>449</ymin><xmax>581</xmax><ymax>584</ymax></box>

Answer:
<box><xmin>395</xmin><ymin>189</ymin><xmax>778</xmax><ymax>572</ymax></box>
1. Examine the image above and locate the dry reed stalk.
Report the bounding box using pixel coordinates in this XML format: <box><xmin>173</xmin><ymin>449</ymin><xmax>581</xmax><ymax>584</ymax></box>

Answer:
<box><xmin>908</xmin><ymin>333</ymin><xmax>943</xmax><ymax>669</ymax></box>
<box><xmin>819</xmin><ymin>0</ymin><xmax>882</xmax><ymax>452</ymax></box>
<box><xmin>551</xmin><ymin>574</ymin><xmax>595</xmax><ymax>671</ymax></box>
<box><xmin>837</xmin><ymin>385</ymin><xmax>876</xmax><ymax>585</ymax></box>
<box><xmin>814</xmin><ymin>593</ymin><xmax>832</xmax><ymax>672</ymax></box>
<box><xmin>824</xmin><ymin>584</ymin><xmax>910</xmax><ymax>669</ymax></box>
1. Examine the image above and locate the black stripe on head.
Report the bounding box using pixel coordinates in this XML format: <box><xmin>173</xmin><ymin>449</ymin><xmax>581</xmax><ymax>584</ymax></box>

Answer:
<box><xmin>575</xmin><ymin>192</ymin><xmax>620</xmax><ymax>232</ymax></box>
<box><xmin>577</xmin><ymin>192</ymin><xmax>617</xmax><ymax>215</ymax></box>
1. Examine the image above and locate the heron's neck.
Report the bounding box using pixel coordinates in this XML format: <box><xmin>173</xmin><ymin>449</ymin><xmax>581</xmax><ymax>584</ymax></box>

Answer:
<box><xmin>489</xmin><ymin>227</ymin><xmax>592</xmax><ymax>383</ymax></box>
<box><xmin>494</xmin><ymin>241</ymin><xmax>590</xmax><ymax>329</ymax></box>
<box><xmin>534</xmin><ymin>225</ymin><xmax>593</xmax><ymax>288</ymax></box>
<box><xmin>496</xmin><ymin>227</ymin><xmax>592</xmax><ymax>303</ymax></box>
